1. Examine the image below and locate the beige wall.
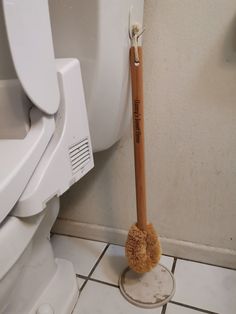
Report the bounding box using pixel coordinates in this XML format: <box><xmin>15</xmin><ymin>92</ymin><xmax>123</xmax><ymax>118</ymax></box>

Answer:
<box><xmin>54</xmin><ymin>0</ymin><xmax>236</xmax><ymax>267</ymax></box>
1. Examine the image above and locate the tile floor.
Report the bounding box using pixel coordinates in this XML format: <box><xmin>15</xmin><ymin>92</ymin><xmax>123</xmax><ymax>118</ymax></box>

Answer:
<box><xmin>51</xmin><ymin>234</ymin><xmax>236</xmax><ymax>314</ymax></box>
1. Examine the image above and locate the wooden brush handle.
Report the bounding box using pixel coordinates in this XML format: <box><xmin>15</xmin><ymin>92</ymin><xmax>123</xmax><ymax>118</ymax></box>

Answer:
<box><xmin>130</xmin><ymin>46</ymin><xmax>147</xmax><ymax>231</ymax></box>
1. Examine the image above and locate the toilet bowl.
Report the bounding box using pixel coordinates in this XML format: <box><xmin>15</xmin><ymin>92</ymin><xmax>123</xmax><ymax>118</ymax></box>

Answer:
<box><xmin>0</xmin><ymin>198</ymin><xmax>78</xmax><ymax>314</ymax></box>
<box><xmin>0</xmin><ymin>58</ymin><xmax>93</xmax><ymax>314</ymax></box>
<box><xmin>0</xmin><ymin>0</ymin><xmax>144</xmax><ymax>313</ymax></box>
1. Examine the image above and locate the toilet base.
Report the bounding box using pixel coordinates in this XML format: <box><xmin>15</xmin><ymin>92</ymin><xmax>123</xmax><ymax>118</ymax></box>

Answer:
<box><xmin>0</xmin><ymin>197</ymin><xmax>79</xmax><ymax>313</ymax></box>
<box><xmin>30</xmin><ymin>258</ymin><xmax>79</xmax><ymax>314</ymax></box>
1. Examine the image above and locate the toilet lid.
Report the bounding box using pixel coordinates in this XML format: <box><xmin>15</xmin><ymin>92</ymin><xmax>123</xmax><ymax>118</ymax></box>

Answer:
<box><xmin>2</xmin><ymin>0</ymin><xmax>60</xmax><ymax>115</ymax></box>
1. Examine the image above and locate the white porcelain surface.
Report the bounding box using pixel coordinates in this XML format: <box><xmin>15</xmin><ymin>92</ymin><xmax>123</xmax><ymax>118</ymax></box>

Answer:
<box><xmin>0</xmin><ymin>79</ymin><xmax>30</xmax><ymax>139</ymax></box>
<box><xmin>12</xmin><ymin>59</ymin><xmax>94</xmax><ymax>218</ymax></box>
<box><xmin>49</xmin><ymin>0</ymin><xmax>144</xmax><ymax>151</ymax></box>
<box><xmin>173</xmin><ymin>260</ymin><xmax>236</xmax><ymax>314</ymax></box>
<box><xmin>0</xmin><ymin>205</ymin><xmax>74</xmax><ymax>314</ymax></box>
<box><xmin>29</xmin><ymin>258</ymin><xmax>78</xmax><ymax>314</ymax></box>
<box><xmin>0</xmin><ymin>108</ymin><xmax>55</xmax><ymax>224</ymax></box>
<box><xmin>51</xmin><ymin>235</ymin><xmax>107</xmax><ymax>276</ymax></box>
<box><xmin>73</xmin><ymin>281</ymin><xmax>163</xmax><ymax>314</ymax></box>
<box><xmin>166</xmin><ymin>303</ymin><xmax>205</xmax><ymax>314</ymax></box>
<box><xmin>92</xmin><ymin>244</ymin><xmax>174</xmax><ymax>285</ymax></box>
<box><xmin>3</xmin><ymin>0</ymin><xmax>60</xmax><ymax>114</ymax></box>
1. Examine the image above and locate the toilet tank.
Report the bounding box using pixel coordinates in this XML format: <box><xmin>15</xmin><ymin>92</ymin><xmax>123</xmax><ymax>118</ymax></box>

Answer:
<box><xmin>49</xmin><ymin>0</ymin><xmax>144</xmax><ymax>152</ymax></box>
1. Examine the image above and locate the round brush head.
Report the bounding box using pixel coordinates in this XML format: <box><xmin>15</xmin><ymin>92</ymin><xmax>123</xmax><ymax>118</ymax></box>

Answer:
<box><xmin>125</xmin><ymin>223</ymin><xmax>162</xmax><ymax>273</ymax></box>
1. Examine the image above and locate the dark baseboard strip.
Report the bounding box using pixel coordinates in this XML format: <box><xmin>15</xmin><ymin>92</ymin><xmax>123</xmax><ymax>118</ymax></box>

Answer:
<box><xmin>51</xmin><ymin>231</ymin><xmax>109</xmax><ymax>245</ymax></box>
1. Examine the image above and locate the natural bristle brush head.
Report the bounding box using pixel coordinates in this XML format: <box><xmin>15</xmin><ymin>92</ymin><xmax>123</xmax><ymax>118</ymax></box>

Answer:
<box><xmin>125</xmin><ymin>224</ymin><xmax>162</xmax><ymax>273</ymax></box>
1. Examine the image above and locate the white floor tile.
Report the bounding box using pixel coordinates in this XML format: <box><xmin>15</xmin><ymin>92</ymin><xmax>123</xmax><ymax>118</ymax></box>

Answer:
<box><xmin>173</xmin><ymin>259</ymin><xmax>236</xmax><ymax>314</ymax></box>
<box><xmin>91</xmin><ymin>244</ymin><xmax>126</xmax><ymax>285</ymax></box>
<box><xmin>92</xmin><ymin>244</ymin><xmax>174</xmax><ymax>285</ymax></box>
<box><xmin>73</xmin><ymin>281</ymin><xmax>163</xmax><ymax>314</ymax></box>
<box><xmin>166</xmin><ymin>303</ymin><xmax>205</xmax><ymax>314</ymax></box>
<box><xmin>161</xmin><ymin>255</ymin><xmax>175</xmax><ymax>271</ymax></box>
<box><xmin>51</xmin><ymin>235</ymin><xmax>107</xmax><ymax>276</ymax></box>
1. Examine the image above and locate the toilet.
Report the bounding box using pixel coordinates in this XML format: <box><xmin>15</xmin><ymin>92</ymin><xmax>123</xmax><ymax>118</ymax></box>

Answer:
<box><xmin>0</xmin><ymin>1</ymin><xmax>143</xmax><ymax>313</ymax></box>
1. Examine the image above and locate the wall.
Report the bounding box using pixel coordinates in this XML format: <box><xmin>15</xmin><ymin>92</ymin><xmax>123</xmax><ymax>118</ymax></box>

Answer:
<box><xmin>53</xmin><ymin>0</ymin><xmax>236</xmax><ymax>268</ymax></box>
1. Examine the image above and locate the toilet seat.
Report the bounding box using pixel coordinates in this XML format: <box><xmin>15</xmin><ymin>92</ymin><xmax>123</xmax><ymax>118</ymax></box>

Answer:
<box><xmin>0</xmin><ymin>58</ymin><xmax>93</xmax><ymax>314</ymax></box>
<box><xmin>0</xmin><ymin>108</ymin><xmax>55</xmax><ymax>224</ymax></box>
<box><xmin>12</xmin><ymin>59</ymin><xmax>94</xmax><ymax>218</ymax></box>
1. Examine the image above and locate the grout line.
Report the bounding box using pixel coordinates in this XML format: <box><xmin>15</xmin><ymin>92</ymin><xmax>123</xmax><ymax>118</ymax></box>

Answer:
<box><xmin>78</xmin><ymin>279</ymin><xmax>87</xmax><ymax>293</ymax></box>
<box><xmin>169</xmin><ymin>301</ymin><xmax>220</xmax><ymax>314</ymax></box>
<box><xmin>78</xmin><ymin>244</ymin><xmax>110</xmax><ymax>293</ymax></box>
<box><xmin>87</xmin><ymin>243</ymin><xmax>110</xmax><ymax>277</ymax></box>
<box><xmin>161</xmin><ymin>258</ymin><xmax>178</xmax><ymax>314</ymax></box>
<box><xmin>171</xmin><ymin>257</ymin><xmax>177</xmax><ymax>274</ymax></box>
<box><xmin>88</xmin><ymin>277</ymin><xmax>119</xmax><ymax>288</ymax></box>
<box><xmin>76</xmin><ymin>274</ymin><xmax>87</xmax><ymax>279</ymax></box>
<box><xmin>170</xmin><ymin>259</ymin><xmax>219</xmax><ymax>314</ymax></box>
<box><xmin>76</xmin><ymin>274</ymin><xmax>87</xmax><ymax>293</ymax></box>
<box><xmin>76</xmin><ymin>274</ymin><xmax>119</xmax><ymax>289</ymax></box>
<box><xmin>56</xmin><ymin>233</ymin><xmax>222</xmax><ymax>314</ymax></box>
<box><xmin>52</xmin><ymin>232</ymin><xmax>236</xmax><ymax>271</ymax></box>
<box><xmin>161</xmin><ymin>304</ymin><xmax>167</xmax><ymax>314</ymax></box>
<box><xmin>51</xmin><ymin>231</ymin><xmax>109</xmax><ymax>245</ymax></box>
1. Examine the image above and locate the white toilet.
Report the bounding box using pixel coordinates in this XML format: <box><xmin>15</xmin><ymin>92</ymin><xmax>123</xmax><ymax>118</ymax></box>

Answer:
<box><xmin>0</xmin><ymin>1</ymin><xmax>143</xmax><ymax>313</ymax></box>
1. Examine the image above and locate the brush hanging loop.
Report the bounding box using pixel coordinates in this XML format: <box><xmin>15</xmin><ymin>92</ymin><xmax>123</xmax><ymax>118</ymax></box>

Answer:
<box><xmin>129</xmin><ymin>7</ymin><xmax>145</xmax><ymax>66</ymax></box>
<box><xmin>129</xmin><ymin>20</ymin><xmax>145</xmax><ymax>65</ymax></box>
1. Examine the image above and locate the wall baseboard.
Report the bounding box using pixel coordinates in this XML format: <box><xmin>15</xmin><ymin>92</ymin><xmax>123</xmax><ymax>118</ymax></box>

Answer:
<box><xmin>52</xmin><ymin>218</ymin><xmax>236</xmax><ymax>270</ymax></box>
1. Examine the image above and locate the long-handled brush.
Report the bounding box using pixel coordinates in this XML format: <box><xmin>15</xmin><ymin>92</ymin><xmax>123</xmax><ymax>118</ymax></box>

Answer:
<box><xmin>125</xmin><ymin>28</ymin><xmax>162</xmax><ymax>273</ymax></box>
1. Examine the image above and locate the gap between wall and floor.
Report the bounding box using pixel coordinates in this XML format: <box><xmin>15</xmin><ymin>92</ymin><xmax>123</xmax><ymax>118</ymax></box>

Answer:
<box><xmin>52</xmin><ymin>217</ymin><xmax>236</xmax><ymax>270</ymax></box>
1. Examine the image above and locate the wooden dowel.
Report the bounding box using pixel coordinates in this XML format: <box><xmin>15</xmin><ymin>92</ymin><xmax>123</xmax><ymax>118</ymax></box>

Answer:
<box><xmin>130</xmin><ymin>46</ymin><xmax>147</xmax><ymax>231</ymax></box>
